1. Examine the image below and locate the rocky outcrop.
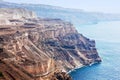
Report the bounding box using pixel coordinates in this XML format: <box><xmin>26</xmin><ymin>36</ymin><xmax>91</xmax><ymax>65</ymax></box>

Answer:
<box><xmin>0</xmin><ymin>8</ymin><xmax>36</xmax><ymax>19</ymax></box>
<box><xmin>49</xmin><ymin>72</ymin><xmax>72</xmax><ymax>80</ymax></box>
<box><xmin>0</xmin><ymin>19</ymin><xmax>10</xmax><ymax>25</ymax></box>
<box><xmin>26</xmin><ymin>19</ymin><xmax>101</xmax><ymax>71</ymax></box>
<box><xmin>0</xmin><ymin>8</ymin><xmax>101</xmax><ymax>80</ymax></box>
<box><xmin>0</xmin><ymin>8</ymin><xmax>37</xmax><ymax>25</ymax></box>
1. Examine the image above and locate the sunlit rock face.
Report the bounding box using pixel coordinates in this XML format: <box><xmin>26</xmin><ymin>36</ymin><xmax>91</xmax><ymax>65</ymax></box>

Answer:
<box><xmin>0</xmin><ymin>8</ymin><xmax>101</xmax><ymax>80</ymax></box>
<box><xmin>31</xmin><ymin>20</ymin><xmax>101</xmax><ymax>71</ymax></box>
<box><xmin>0</xmin><ymin>8</ymin><xmax>37</xmax><ymax>19</ymax></box>
<box><xmin>0</xmin><ymin>8</ymin><xmax>37</xmax><ymax>25</ymax></box>
<box><xmin>0</xmin><ymin>19</ymin><xmax>10</xmax><ymax>25</ymax></box>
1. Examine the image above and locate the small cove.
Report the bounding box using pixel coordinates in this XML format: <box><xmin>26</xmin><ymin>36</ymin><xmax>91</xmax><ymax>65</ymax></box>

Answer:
<box><xmin>70</xmin><ymin>21</ymin><xmax>120</xmax><ymax>80</ymax></box>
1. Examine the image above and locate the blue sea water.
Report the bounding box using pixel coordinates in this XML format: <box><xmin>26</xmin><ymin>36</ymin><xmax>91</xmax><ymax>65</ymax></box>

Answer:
<box><xmin>70</xmin><ymin>21</ymin><xmax>120</xmax><ymax>80</ymax></box>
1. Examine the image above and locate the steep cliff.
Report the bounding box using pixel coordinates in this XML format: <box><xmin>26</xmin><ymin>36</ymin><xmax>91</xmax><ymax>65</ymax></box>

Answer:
<box><xmin>0</xmin><ymin>8</ymin><xmax>36</xmax><ymax>25</ymax></box>
<box><xmin>0</xmin><ymin>8</ymin><xmax>36</xmax><ymax>19</ymax></box>
<box><xmin>0</xmin><ymin>8</ymin><xmax>101</xmax><ymax>80</ymax></box>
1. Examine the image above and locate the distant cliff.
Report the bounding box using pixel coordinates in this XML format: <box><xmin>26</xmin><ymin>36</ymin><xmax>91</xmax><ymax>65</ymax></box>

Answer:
<box><xmin>0</xmin><ymin>8</ymin><xmax>36</xmax><ymax>19</ymax></box>
<box><xmin>0</xmin><ymin>8</ymin><xmax>36</xmax><ymax>25</ymax></box>
<box><xmin>0</xmin><ymin>1</ymin><xmax>120</xmax><ymax>25</ymax></box>
<box><xmin>0</xmin><ymin>8</ymin><xmax>101</xmax><ymax>80</ymax></box>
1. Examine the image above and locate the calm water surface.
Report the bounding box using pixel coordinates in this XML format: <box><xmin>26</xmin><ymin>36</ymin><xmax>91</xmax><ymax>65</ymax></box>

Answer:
<box><xmin>70</xmin><ymin>21</ymin><xmax>120</xmax><ymax>80</ymax></box>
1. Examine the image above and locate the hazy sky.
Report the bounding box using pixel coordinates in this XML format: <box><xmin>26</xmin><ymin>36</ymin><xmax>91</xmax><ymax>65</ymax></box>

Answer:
<box><xmin>4</xmin><ymin>0</ymin><xmax>120</xmax><ymax>13</ymax></box>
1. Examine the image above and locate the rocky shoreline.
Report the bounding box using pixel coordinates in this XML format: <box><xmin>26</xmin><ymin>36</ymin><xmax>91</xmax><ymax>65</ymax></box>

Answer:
<box><xmin>0</xmin><ymin>8</ymin><xmax>101</xmax><ymax>80</ymax></box>
<box><xmin>68</xmin><ymin>60</ymin><xmax>101</xmax><ymax>74</ymax></box>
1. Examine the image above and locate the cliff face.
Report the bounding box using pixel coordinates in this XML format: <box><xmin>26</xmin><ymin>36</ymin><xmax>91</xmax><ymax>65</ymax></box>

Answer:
<box><xmin>0</xmin><ymin>8</ymin><xmax>101</xmax><ymax>80</ymax></box>
<box><xmin>26</xmin><ymin>19</ymin><xmax>101</xmax><ymax>71</ymax></box>
<box><xmin>1</xmin><ymin>1</ymin><xmax>120</xmax><ymax>25</ymax></box>
<box><xmin>0</xmin><ymin>8</ymin><xmax>36</xmax><ymax>25</ymax></box>
<box><xmin>0</xmin><ymin>8</ymin><xmax>36</xmax><ymax>19</ymax></box>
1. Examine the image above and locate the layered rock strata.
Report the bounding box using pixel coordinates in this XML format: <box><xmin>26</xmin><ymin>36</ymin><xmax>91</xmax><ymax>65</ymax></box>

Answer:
<box><xmin>0</xmin><ymin>8</ymin><xmax>101</xmax><ymax>80</ymax></box>
<box><xmin>0</xmin><ymin>8</ymin><xmax>36</xmax><ymax>25</ymax></box>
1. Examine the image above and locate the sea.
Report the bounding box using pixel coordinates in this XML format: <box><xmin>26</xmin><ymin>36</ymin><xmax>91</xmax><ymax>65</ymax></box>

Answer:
<box><xmin>70</xmin><ymin>21</ymin><xmax>120</xmax><ymax>80</ymax></box>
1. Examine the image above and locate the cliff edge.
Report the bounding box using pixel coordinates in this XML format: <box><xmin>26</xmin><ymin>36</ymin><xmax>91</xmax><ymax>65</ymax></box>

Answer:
<box><xmin>0</xmin><ymin>8</ymin><xmax>36</xmax><ymax>25</ymax></box>
<box><xmin>0</xmin><ymin>8</ymin><xmax>101</xmax><ymax>80</ymax></box>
